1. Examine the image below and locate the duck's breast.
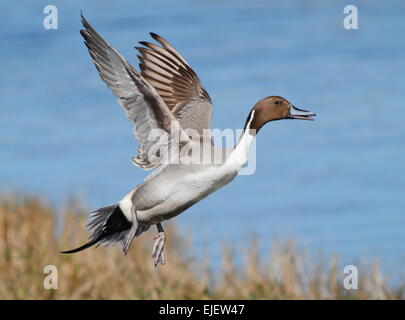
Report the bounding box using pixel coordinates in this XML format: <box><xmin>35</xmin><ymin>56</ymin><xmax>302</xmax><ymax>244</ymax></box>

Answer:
<box><xmin>134</xmin><ymin>163</ymin><xmax>239</xmax><ymax>224</ymax></box>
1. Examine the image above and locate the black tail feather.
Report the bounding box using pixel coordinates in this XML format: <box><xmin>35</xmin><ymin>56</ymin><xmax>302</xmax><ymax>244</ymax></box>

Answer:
<box><xmin>60</xmin><ymin>204</ymin><xmax>132</xmax><ymax>254</ymax></box>
<box><xmin>60</xmin><ymin>235</ymin><xmax>103</xmax><ymax>254</ymax></box>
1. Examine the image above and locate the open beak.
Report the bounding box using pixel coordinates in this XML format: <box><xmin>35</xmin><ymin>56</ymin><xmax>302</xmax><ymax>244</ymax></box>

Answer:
<box><xmin>288</xmin><ymin>104</ymin><xmax>316</xmax><ymax>120</ymax></box>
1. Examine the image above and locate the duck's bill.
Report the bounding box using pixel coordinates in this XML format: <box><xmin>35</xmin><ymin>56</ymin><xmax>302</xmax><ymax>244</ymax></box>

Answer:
<box><xmin>289</xmin><ymin>105</ymin><xmax>316</xmax><ymax>120</ymax></box>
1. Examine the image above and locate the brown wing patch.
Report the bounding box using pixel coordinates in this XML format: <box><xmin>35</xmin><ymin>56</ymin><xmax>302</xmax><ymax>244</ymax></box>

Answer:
<box><xmin>135</xmin><ymin>33</ymin><xmax>211</xmax><ymax>110</ymax></box>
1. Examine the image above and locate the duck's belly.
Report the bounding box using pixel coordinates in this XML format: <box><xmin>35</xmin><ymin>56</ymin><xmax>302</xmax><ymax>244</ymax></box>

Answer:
<box><xmin>136</xmin><ymin>165</ymin><xmax>238</xmax><ymax>225</ymax></box>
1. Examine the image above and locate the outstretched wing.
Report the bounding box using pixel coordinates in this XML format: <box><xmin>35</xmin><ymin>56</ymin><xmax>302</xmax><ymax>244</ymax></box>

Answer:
<box><xmin>136</xmin><ymin>33</ymin><xmax>213</xmax><ymax>137</ymax></box>
<box><xmin>80</xmin><ymin>15</ymin><xmax>190</xmax><ymax>170</ymax></box>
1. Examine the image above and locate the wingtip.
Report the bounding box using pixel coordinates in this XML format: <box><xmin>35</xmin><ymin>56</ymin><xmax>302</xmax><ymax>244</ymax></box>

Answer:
<box><xmin>80</xmin><ymin>11</ymin><xmax>86</xmax><ymax>23</ymax></box>
<box><xmin>150</xmin><ymin>32</ymin><xmax>167</xmax><ymax>46</ymax></box>
<box><xmin>80</xmin><ymin>11</ymin><xmax>91</xmax><ymax>30</ymax></box>
<box><xmin>150</xmin><ymin>32</ymin><xmax>159</xmax><ymax>39</ymax></box>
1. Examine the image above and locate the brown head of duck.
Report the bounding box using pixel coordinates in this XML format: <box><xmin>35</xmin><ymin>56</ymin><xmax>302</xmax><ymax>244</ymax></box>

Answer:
<box><xmin>244</xmin><ymin>96</ymin><xmax>316</xmax><ymax>133</ymax></box>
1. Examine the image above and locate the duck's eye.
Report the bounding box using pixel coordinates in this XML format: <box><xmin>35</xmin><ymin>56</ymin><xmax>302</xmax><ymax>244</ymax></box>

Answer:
<box><xmin>274</xmin><ymin>100</ymin><xmax>281</xmax><ymax>105</ymax></box>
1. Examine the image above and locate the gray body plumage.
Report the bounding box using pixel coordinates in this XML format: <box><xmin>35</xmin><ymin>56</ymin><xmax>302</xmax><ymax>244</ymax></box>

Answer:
<box><xmin>132</xmin><ymin>149</ymin><xmax>235</xmax><ymax>226</ymax></box>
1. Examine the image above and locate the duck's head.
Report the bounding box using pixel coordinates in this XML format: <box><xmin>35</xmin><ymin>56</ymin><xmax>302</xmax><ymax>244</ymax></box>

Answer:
<box><xmin>245</xmin><ymin>96</ymin><xmax>316</xmax><ymax>133</ymax></box>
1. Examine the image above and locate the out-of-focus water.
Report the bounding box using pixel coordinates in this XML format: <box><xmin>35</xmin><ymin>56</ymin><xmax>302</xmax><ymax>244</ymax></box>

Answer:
<box><xmin>1</xmin><ymin>1</ymin><xmax>404</xmax><ymax>274</ymax></box>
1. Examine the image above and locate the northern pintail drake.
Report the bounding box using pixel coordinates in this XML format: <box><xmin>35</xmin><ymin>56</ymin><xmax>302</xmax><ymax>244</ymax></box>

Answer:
<box><xmin>62</xmin><ymin>15</ymin><xmax>316</xmax><ymax>266</ymax></box>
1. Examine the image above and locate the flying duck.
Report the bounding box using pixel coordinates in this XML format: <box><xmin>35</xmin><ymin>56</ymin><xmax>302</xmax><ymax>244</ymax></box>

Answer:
<box><xmin>62</xmin><ymin>15</ymin><xmax>316</xmax><ymax>266</ymax></box>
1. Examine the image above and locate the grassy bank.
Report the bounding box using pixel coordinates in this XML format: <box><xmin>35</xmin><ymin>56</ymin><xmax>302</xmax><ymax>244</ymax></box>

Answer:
<box><xmin>0</xmin><ymin>195</ymin><xmax>403</xmax><ymax>299</ymax></box>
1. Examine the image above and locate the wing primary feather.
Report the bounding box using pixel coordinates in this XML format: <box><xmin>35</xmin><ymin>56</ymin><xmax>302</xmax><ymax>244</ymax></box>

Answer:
<box><xmin>135</xmin><ymin>32</ymin><xmax>213</xmax><ymax>135</ymax></box>
<box><xmin>80</xmin><ymin>14</ymin><xmax>191</xmax><ymax>170</ymax></box>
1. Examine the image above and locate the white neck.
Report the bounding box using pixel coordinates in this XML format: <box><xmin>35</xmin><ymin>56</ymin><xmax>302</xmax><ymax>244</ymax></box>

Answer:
<box><xmin>226</xmin><ymin>110</ymin><xmax>257</xmax><ymax>169</ymax></box>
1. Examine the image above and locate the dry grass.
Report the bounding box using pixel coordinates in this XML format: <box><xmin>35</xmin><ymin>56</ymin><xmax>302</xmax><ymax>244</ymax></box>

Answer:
<box><xmin>0</xmin><ymin>194</ymin><xmax>403</xmax><ymax>299</ymax></box>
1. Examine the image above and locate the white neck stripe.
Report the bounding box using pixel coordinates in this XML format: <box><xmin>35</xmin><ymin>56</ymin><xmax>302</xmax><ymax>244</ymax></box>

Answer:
<box><xmin>245</xmin><ymin>110</ymin><xmax>255</xmax><ymax>131</ymax></box>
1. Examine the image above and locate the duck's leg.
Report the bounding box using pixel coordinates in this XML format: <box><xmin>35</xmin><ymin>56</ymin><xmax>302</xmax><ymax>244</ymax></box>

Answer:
<box><xmin>152</xmin><ymin>223</ymin><xmax>166</xmax><ymax>266</ymax></box>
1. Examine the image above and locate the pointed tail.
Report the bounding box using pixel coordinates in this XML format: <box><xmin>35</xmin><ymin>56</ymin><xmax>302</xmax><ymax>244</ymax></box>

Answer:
<box><xmin>60</xmin><ymin>236</ymin><xmax>102</xmax><ymax>254</ymax></box>
<box><xmin>61</xmin><ymin>204</ymin><xmax>132</xmax><ymax>254</ymax></box>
